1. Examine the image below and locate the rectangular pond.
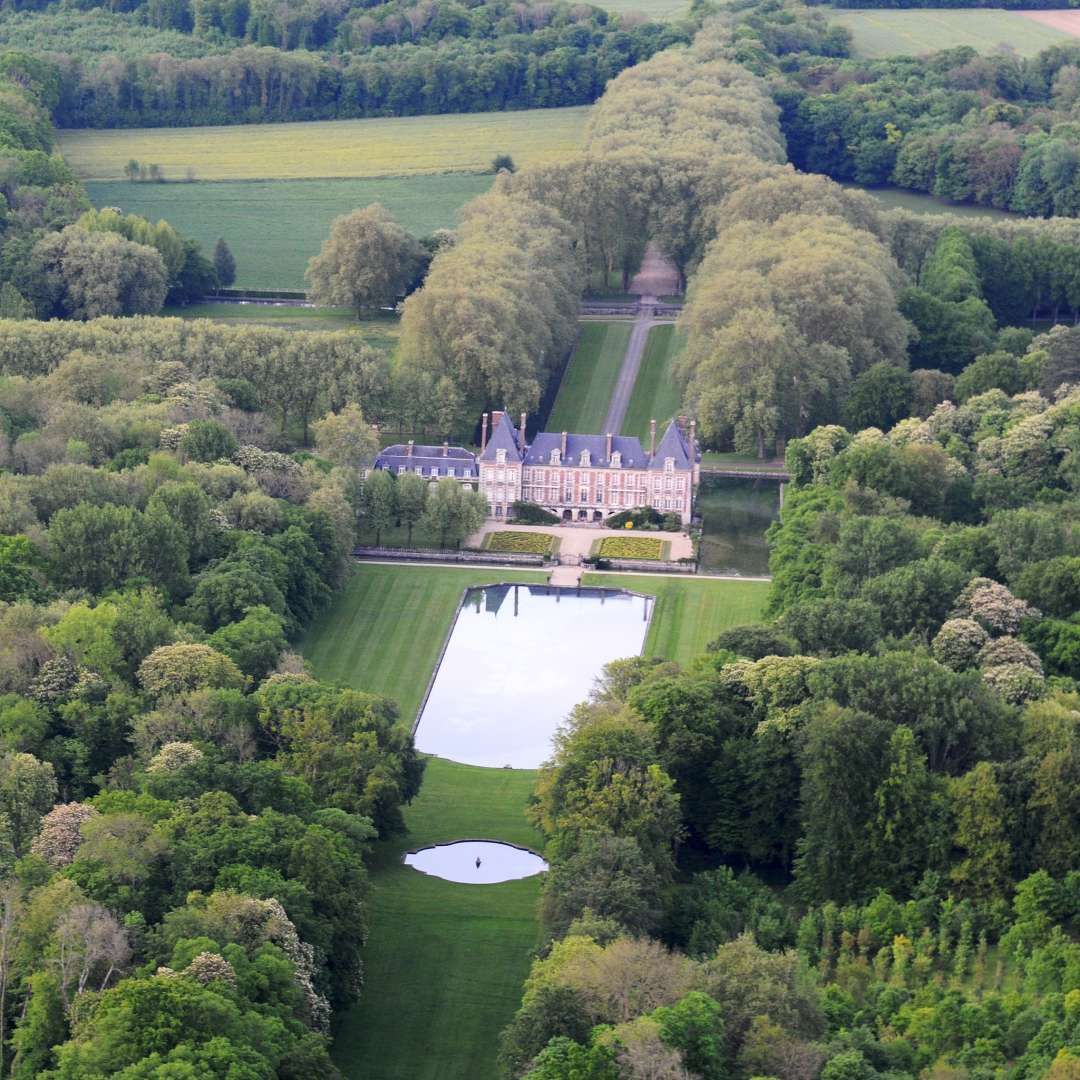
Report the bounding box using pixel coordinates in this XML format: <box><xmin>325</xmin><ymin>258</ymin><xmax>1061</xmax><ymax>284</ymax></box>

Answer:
<box><xmin>415</xmin><ymin>584</ymin><xmax>652</xmax><ymax>768</ymax></box>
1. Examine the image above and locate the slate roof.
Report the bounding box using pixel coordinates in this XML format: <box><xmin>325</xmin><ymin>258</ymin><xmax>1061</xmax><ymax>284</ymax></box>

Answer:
<box><xmin>648</xmin><ymin>421</ymin><xmax>695</xmax><ymax>470</ymax></box>
<box><xmin>524</xmin><ymin>433</ymin><xmax>649</xmax><ymax>470</ymax></box>
<box><xmin>478</xmin><ymin>411</ymin><xmax>523</xmax><ymax>463</ymax></box>
<box><xmin>375</xmin><ymin>443</ymin><xmax>478</xmax><ymax>478</ymax></box>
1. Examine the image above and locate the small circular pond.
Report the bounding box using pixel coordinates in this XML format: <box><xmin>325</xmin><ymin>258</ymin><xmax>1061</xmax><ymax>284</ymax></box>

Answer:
<box><xmin>404</xmin><ymin>841</ymin><xmax>548</xmax><ymax>884</ymax></box>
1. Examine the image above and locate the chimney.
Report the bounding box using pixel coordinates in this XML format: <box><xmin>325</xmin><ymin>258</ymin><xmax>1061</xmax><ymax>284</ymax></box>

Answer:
<box><xmin>519</xmin><ymin>412</ymin><xmax>527</xmax><ymax>449</ymax></box>
<box><xmin>561</xmin><ymin>431</ymin><xmax>568</xmax><ymax>458</ymax></box>
<box><xmin>678</xmin><ymin>414</ymin><xmax>687</xmax><ymax>435</ymax></box>
<box><xmin>442</xmin><ymin>440</ymin><xmax>449</xmax><ymax>457</ymax></box>
<box><xmin>649</xmin><ymin>419</ymin><xmax>657</xmax><ymax>457</ymax></box>
<box><xmin>606</xmin><ymin>432</ymin><xmax>613</xmax><ymax>461</ymax></box>
<box><xmin>481</xmin><ymin>413</ymin><xmax>489</xmax><ymax>452</ymax></box>
<box><xmin>689</xmin><ymin>419</ymin><xmax>696</xmax><ymax>451</ymax></box>
<box><xmin>406</xmin><ymin>440</ymin><xmax>414</xmax><ymax>458</ymax></box>
<box><xmin>492</xmin><ymin>410</ymin><xmax>503</xmax><ymax>434</ymax></box>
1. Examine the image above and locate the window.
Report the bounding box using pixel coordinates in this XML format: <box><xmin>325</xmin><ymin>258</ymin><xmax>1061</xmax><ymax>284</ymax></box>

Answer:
<box><xmin>496</xmin><ymin>449</ymin><xmax>506</xmax><ymax>465</ymax></box>
<box><xmin>550</xmin><ymin>450</ymin><xmax>561</xmax><ymax>466</ymax></box>
<box><xmin>397</xmin><ymin>466</ymin><xmax>406</xmax><ymax>475</ymax></box>
<box><xmin>448</xmin><ymin>467</ymin><xmax>455</xmax><ymax>477</ymax></box>
<box><xmin>580</xmin><ymin>450</ymin><xmax>591</xmax><ymax>467</ymax></box>
<box><xmin>664</xmin><ymin>457</ymin><xmax>674</xmax><ymax>472</ymax></box>
<box><xmin>611</xmin><ymin>451</ymin><xmax>621</xmax><ymax>468</ymax></box>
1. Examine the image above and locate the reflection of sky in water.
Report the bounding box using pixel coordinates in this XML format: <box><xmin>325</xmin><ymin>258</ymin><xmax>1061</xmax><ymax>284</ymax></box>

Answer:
<box><xmin>405</xmin><ymin>840</ymin><xmax>547</xmax><ymax>884</ymax></box>
<box><xmin>415</xmin><ymin>585</ymin><xmax>651</xmax><ymax>768</ymax></box>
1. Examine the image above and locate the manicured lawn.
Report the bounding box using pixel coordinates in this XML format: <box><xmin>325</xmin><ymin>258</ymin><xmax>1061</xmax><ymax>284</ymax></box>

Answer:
<box><xmin>701</xmin><ymin>451</ymin><xmax>787</xmax><ymax>470</ymax></box>
<box><xmin>546</xmin><ymin>320</ymin><xmax>632</xmax><ymax>435</ymax></box>
<box><xmin>332</xmin><ymin>758</ymin><xmax>543</xmax><ymax>1080</ymax></box>
<box><xmin>621</xmin><ymin>324</ymin><xmax>684</xmax><ymax>445</ymax></box>
<box><xmin>843</xmin><ymin>183</ymin><xmax>1016</xmax><ymax>220</ymax></box>
<box><xmin>581</xmin><ymin>573</ymin><xmax>770</xmax><ymax>665</ymax></box>
<box><xmin>60</xmin><ymin>107</ymin><xmax>590</xmax><ymax>181</ymax></box>
<box><xmin>828</xmin><ymin>7</ymin><xmax>1071</xmax><ymax>58</ymax></box>
<box><xmin>596</xmin><ymin>535</ymin><xmax>665</xmax><ymax>560</ymax></box>
<box><xmin>300</xmin><ymin>564</ymin><xmax>548</xmax><ymax>722</ymax></box>
<box><xmin>88</xmin><ymin>175</ymin><xmax>492</xmax><ymax>290</ymax></box>
<box><xmin>484</xmin><ymin>531</ymin><xmax>555</xmax><ymax>555</ymax></box>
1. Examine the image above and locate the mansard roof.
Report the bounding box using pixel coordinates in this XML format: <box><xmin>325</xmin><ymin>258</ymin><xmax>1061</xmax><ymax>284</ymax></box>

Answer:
<box><xmin>478</xmin><ymin>411</ymin><xmax>523</xmax><ymax>463</ymax></box>
<box><xmin>375</xmin><ymin>443</ymin><xmax>477</xmax><ymax>477</ymax></box>
<box><xmin>648</xmin><ymin>421</ymin><xmax>694</xmax><ymax>470</ymax></box>
<box><xmin>525</xmin><ymin>433</ymin><xmax>650</xmax><ymax>470</ymax></box>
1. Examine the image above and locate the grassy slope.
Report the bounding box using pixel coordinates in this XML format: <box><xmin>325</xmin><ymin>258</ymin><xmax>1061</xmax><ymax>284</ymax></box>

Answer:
<box><xmin>600</xmin><ymin>0</ymin><xmax>689</xmax><ymax>17</ymax></box>
<box><xmin>582</xmin><ymin>573</ymin><xmax>770</xmax><ymax>664</ymax></box>
<box><xmin>829</xmin><ymin>7</ymin><xmax>1071</xmax><ymax>58</ymax></box>
<box><xmin>59</xmin><ymin>106</ymin><xmax>590</xmax><ymax>181</ymax></box>
<box><xmin>546</xmin><ymin>321</ymin><xmax>632</xmax><ymax>434</ymax></box>
<box><xmin>90</xmin><ymin>175</ymin><xmax>491</xmax><ymax>290</ymax></box>
<box><xmin>621</xmin><ymin>323</ymin><xmax>684</xmax><ymax>445</ymax></box>
<box><xmin>844</xmin><ymin>182</ymin><xmax>1016</xmax><ymax>220</ymax></box>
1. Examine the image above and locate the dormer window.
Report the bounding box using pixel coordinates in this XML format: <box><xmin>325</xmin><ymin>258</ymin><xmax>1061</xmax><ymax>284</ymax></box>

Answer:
<box><xmin>611</xmin><ymin>451</ymin><xmax>622</xmax><ymax>468</ymax></box>
<box><xmin>550</xmin><ymin>449</ymin><xmax>561</xmax><ymax>466</ymax></box>
<box><xmin>496</xmin><ymin>449</ymin><xmax>506</xmax><ymax>464</ymax></box>
<box><xmin>664</xmin><ymin>457</ymin><xmax>674</xmax><ymax>472</ymax></box>
<box><xmin>580</xmin><ymin>450</ymin><xmax>591</xmax><ymax>467</ymax></box>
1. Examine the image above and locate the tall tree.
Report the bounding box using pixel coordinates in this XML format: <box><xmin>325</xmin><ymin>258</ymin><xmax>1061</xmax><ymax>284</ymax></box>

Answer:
<box><xmin>212</xmin><ymin>237</ymin><xmax>236</xmax><ymax>287</ymax></box>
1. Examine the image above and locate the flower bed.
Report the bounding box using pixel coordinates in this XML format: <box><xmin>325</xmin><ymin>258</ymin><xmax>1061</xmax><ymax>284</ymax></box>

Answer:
<box><xmin>483</xmin><ymin>531</ymin><xmax>554</xmax><ymax>555</ymax></box>
<box><xmin>596</xmin><ymin>536</ymin><xmax>666</xmax><ymax>560</ymax></box>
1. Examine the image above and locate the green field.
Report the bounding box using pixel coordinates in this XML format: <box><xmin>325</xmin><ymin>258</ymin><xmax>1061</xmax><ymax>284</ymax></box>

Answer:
<box><xmin>546</xmin><ymin>321</ymin><xmax>632</xmax><ymax>434</ymax></box>
<box><xmin>582</xmin><ymin>573</ymin><xmax>770</xmax><ymax>664</ymax></box>
<box><xmin>89</xmin><ymin>175</ymin><xmax>492</xmax><ymax>291</ymax></box>
<box><xmin>600</xmin><ymin>0</ymin><xmax>689</xmax><ymax>17</ymax></box>
<box><xmin>844</xmin><ymin>182</ymin><xmax>1016</xmax><ymax>220</ymax></box>
<box><xmin>829</xmin><ymin>8</ymin><xmax>1072</xmax><ymax>58</ymax></box>
<box><xmin>332</xmin><ymin>758</ymin><xmax>543</xmax><ymax>1080</ymax></box>
<box><xmin>59</xmin><ymin>106</ymin><xmax>590</xmax><ymax>182</ymax></box>
<box><xmin>301</xmin><ymin>565</ymin><xmax>549</xmax><ymax>721</ymax></box>
<box><xmin>621</xmin><ymin>323</ymin><xmax>684</xmax><ymax>445</ymax></box>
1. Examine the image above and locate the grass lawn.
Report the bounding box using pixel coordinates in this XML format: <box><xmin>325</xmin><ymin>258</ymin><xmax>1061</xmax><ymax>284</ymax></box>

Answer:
<box><xmin>88</xmin><ymin>175</ymin><xmax>492</xmax><ymax>290</ymax></box>
<box><xmin>828</xmin><ymin>7</ymin><xmax>1072</xmax><ymax>58</ymax></box>
<box><xmin>596</xmin><ymin>535</ymin><xmax>666</xmax><ymax>560</ymax></box>
<box><xmin>332</xmin><ymin>757</ymin><xmax>543</xmax><ymax>1080</ymax></box>
<box><xmin>60</xmin><ymin>106</ymin><xmax>590</xmax><ymax>181</ymax></box>
<box><xmin>701</xmin><ymin>451</ymin><xmax>787</xmax><ymax>470</ymax></box>
<box><xmin>581</xmin><ymin>573</ymin><xmax>770</xmax><ymax>665</ymax></box>
<box><xmin>621</xmin><ymin>323</ymin><xmax>684</xmax><ymax>445</ymax></box>
<box><xmin>483</xmin><ymin>531</ymin><xmax>555</xmax><ymax>555</ymax></box>
<box><xmin>599</xmin><ymin>0</ymin><xmax>689</xmax><ymax>18</ymax></box>
<box><xmin>546</xmin><ymin>320</ymin><xmax>632</xmax><ymax>435</ymax></box>
<box><xmin>300</xmin><ymin>564</ymin><xmax>548</xmax><ymax>722</ymax></box>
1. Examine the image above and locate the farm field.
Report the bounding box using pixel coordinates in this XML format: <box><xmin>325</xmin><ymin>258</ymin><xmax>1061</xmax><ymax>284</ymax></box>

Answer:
<box><xmin>845</xmin><ymin>182</ymin><xmax>1016</xmax><ymax>220</ymax></box>
<box><xmin>332</xmin><ymin>757</ymin><xmax>543</xmax><ymax>1080</ymax></box>
<box><xmin>545</xmin><ymin>320</ymin><xmax>633</xmax><ymax>435</ymax></box>
<box><xmin>829</xmin><ymin>8</ymin><xmax>1072</xmax><ymax>58</ymax></box>
<box><xmin>300</xmin><ymin>564</ymin><xmax>548</xmax><ymax>722</ymax></box>
<box><xmin>581</xmin><ymin>573</ymin><xmax>770</xmax><ymax>664</ymax></box>
<box><xmin>89</xmin><ymin>175</ymin><xmax>491</xmax><ymax>290</ymax></box>
<box><xmin>621</xmin><ymin>323</ymin><xmax>684</xmax><ymax>445</ymax></box>
<box><xmin>59</xmin><ymin>106</ymin><xmax>590</xmax><ymax>181</ymax></box>
<box><xmin>600</xmin><ymin>0</ymin><xmax>689</xmax><ymax>17</ymax></box>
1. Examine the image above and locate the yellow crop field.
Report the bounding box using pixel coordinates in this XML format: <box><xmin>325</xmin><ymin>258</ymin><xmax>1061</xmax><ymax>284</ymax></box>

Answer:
<box><xmin>56</xmin><ymin>106</ymin><xmax>591</xmax><ymax>181</ymax></box>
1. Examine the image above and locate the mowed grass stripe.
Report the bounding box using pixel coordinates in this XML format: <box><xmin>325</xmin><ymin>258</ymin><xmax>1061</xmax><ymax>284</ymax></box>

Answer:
<box><xmin>334</xmin><ymin>760</ymin><xmax>543</xmax><ymax>1080</ymax></box>
<box><xmin>301</xmin><ymin>564</ymin><xmax>549</xmax><ymax>721</ymax></box>
<box><xmin>87</xmin><ymin>174</ymin><xmax>491</xmax><ymax>290</ymax></box>
<box><xmin>546</xmin><ymin>320</ymin><xmax>633</xmax><ymax>434</ymax></box>
<box><xmin>621</xmin><ymin>323</ymin><xmax>684</xmax><ymax>445</ymax></box>
<box><xmin>59</xmin><ymin>105</ymin><xmax>591</xmax><ymax>181</ymax></box>
<box><xmin>581</xmin><ymin>573</ymin><xmax>770</xmax><ymax>664</ymax></box>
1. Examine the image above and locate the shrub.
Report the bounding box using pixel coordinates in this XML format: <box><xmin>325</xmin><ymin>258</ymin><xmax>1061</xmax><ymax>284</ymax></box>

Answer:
<box><xmin>606</xmin><ymin>507</ymin><xmax>663</xmax><ymax>529</ymax></box>
<box><xmin>509</xmin><ymin>501</ymin><xmax>559</xmax><ymax>525</ymax></box>
<box><xmin>710</xmin><ymin>625</ymin><xmax>797</xmax><ymax>659</ymax></box>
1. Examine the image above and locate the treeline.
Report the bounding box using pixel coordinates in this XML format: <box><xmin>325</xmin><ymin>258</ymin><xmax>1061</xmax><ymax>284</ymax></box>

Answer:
<box><xmin>0</xmin><ymin>338</ymin><xmax>427</xmax><ymax>1072</ymax></box>
<box><xmin>780</xmin><ymin>40</ymin><xmax>1080</xmax><ymax>216</ymax></box>
<box><xmin>41</xmin><ymin>20</ymin><xmax>687</xmax><ymax>128</ymax></box>
<box><xmin>496</xmin><ymin>353</ymin><xmax>1080</xmax><ymax>1079</ymax></box>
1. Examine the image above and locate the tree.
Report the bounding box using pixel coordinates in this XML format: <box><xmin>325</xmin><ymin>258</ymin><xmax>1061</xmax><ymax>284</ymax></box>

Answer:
<box><xmin>361</xmin><ymin>469</ymin><xmax>396</xmax><ymax>545</ymax></box>
<box><xmin>306</xmin><ymin>203</ymin><xmax>425</xmax><ymax>316</ymax></box>
<box><xmin>209</xmin><ymin>605</ymin><xmax>287</xmax><ymax>681</ymax></box>
<box><xmin>313</xmin><ymin>403</ymin><xmax>378</xmax><ymax>469</ymax></box>
<box><xmin>137</xmin><ymin>644</ymin><xmax>246</xmax><ymax>697</ymax></box>
<box><xmin>0</xmin><ymin>536</ymin><xmax>47</xmax><ymax>602</ymax></box>
<box><xmin>212</xmin><ymin>237</ymin><xmax>236</xmax><ymax>287</ymax></box>
<box><xmin>179</xmin><ymin>420</ymin><xmax>238</xmax><ymax>463</ymax></box>
<box><xmin>0</xmin><ymin>283</ymin><xmax>32</xmax><ymax>320</ymax></box>
<box><xmin>29</xmin><ymin>226</ymin><xmax>168</xmax><ymax>320</ymax></box>
<box><xmin>123</xmin><ymin>159</ymin><xmax>140</xmax><ymax>181</ymax></box>
<box><xmin>0</xmin><ymin>752</ymin><xmax>56</xmax><ymax>854</ymax></box>
<box><xmin>950</xmin><ymin>761</ymin><xmax>1013</xmax><ymax>904</ymax></box>
<box><xmin>396</xmin><ymin>472</ymin><xmax>428</xmax><ymax>545</ymax></box>
<box><xmin>492</xmin><ymin>153</ymin><xmax>516</xmax><ymax>173</ymax></box>
<box><xmin>842</xmin><ymin>363</ymin><xmax>912</xmax><ymax>431</ymax></box>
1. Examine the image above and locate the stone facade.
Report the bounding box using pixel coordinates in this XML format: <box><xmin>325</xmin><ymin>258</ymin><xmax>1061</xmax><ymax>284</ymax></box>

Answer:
<box><xmin>477</xmin><ymin>410</ymin><xmax>698</xmax><ymax>525</ymax></box>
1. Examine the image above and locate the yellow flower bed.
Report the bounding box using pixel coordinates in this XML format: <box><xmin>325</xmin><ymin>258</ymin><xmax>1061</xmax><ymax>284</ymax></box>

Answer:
<box><xmin>484</xmin><ymin>531</ymin><xmax>553</xmax><ymax>555</ymax></box>
<box><xmin>597</xmin><ymin>536</ymin><xmax>664</xmax><ymax>560</ymax></box>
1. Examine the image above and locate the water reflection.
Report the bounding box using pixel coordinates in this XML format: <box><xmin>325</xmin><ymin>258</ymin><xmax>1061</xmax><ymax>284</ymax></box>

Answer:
<box><xmin>698</xmin><ymin>476</ymin><xmax>779</xmax><ymax>576</ymax></box>
<box><xmin>415</xmin><ymin>585</ymin><xmax>651</xmax><ymax>768</ymax></box>
<box><xmin>404</xmin><ymin>840</ymin><xmax>547</xmax><ymax>884</ymax></box>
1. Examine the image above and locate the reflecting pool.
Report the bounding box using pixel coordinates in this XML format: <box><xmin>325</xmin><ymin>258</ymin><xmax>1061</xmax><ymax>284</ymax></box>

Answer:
<box><xmin>415</xmin><ymin>585</ymin><xmax>651</xmax><ymax>768</ymax></box>
<box><xmin>404</xmin><ymin>840</ymin><xmax>547</xmax><ymax>884</ymax></box>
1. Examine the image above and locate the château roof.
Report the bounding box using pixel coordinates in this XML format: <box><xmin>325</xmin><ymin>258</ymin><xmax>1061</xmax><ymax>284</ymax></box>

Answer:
<box><xmin>525</xmin><ymin>433</ymin><xmax>649</xmax><ymax>469</ymax></box>
<box><xmin>478</xmin><ymin>411</ymin><xmax>523</xmax><ymax>463</ymax></box>
<box><xmin>647</xmin><ymin>421</ymin><xmax>694</xmax><ymax>470</ymax></box>
<box><xmin>375</xmin><ymin>443</ymin><xmax>477</xmax><ymax>477</ymax></box>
